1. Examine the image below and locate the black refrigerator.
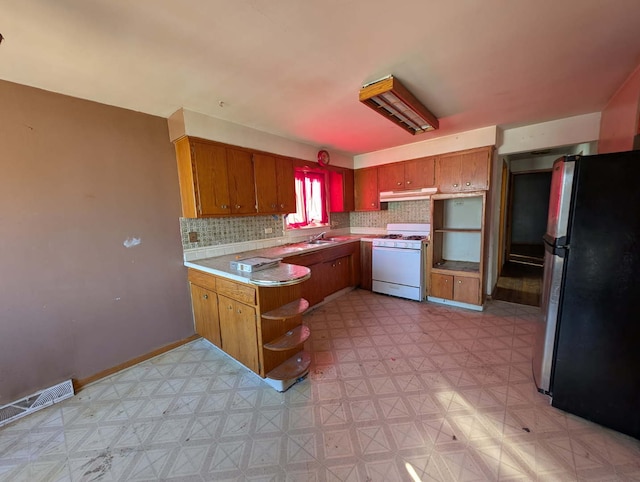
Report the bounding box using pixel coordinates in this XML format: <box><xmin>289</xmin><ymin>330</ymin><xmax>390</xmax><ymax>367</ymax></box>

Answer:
<box><xmin>532</xmin><ymin>150</ymin><xmax>640</xmax><ymax>440</ymax></box>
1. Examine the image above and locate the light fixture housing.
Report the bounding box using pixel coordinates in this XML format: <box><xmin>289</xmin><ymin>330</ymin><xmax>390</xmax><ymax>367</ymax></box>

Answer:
<box><xmin>359</xmin><ymin>75</ymin><xmax>439</xmax><ymax>135</ymax></box>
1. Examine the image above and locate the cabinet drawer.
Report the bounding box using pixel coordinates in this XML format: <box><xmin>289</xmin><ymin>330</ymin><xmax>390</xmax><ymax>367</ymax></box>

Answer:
<box><xmin>217</xmin><ymin>278</ymin><xmax>257</xmax><ymax>305</ymax></box>
<box><xmin>188</xmin><ymin>268</ymin><xmax>217</xmax><ymax>290</ymax></box>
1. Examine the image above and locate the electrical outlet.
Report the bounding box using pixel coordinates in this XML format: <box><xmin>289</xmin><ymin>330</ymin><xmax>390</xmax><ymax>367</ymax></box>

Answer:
<box><xmin>188</xmin><ymin>231</ymin><xmax>198</xmax><ymax>242</ymax></box>
<box><xmin>264</xmin><ymin>227</ymin><xmax>273</xmax><ymax>234</ymax></box>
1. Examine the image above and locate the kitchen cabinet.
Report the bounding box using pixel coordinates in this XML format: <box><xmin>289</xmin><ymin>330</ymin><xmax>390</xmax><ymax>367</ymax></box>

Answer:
<box><xmin>427</xmin><ymin>192</ymin><xmax>486</xmax><ymax>308</ymax></box>
<box><xmin>429</xmin><ymin>273</ymin><xmax>479</xmax><ymax>305</ymax></box>
<box><xmin>254</xmin><ymin>153</ymin><xmax>296</xmax><ymax>214</ymax></box>
<box><xmin>378</xmin><ymin>156</ymin><xmax>435</xmax><ymax>192</ymax></box>
<box><xmin>283</xmin><ymin>241</ymin><xmax>360</xmax><ymax>306</ymax></box>
<box><xmin>354</xmin><ymin>167</ymin><xmax>387</xmax><ymax>211</ymax></box>
<box><xmin>226</xmin><ymin>148</ymin><xmax>257</xmax><ymax>215</ymax></box>
<box><xmin>174</xmin><ymin>137</ymin><xmax>257</xmax><ymax>217</ymax></box>
<box><xmin>328</xmin><ymin>167</ymin><xmax>355</xmax><ymax>213</ymax></box>
<box><xmin>218</xmin><ymin>294</ymin><xmax>259</xmax><ymax>373</ymax></box>
<box><xmin>187</xmin><ymin>269</ymin><xmax>310</xmax><ymax>384</ymax></box>
<box><xmin>435</xmin><ymin>146</ymin><xmax>493</xmax><ymax>193</ymax></box>
<box><xmin>360</xmin><ymin>241</ymin><xmax>373</xmax><ymax>290</ymax></box>
<box><xmin>190</xmin><ymin>284</ymin><xmax>221</xmax><ymax>348</ymax></box>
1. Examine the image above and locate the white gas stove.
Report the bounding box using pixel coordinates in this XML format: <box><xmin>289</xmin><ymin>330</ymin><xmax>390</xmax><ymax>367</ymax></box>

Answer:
<box><xmin>371</xmin><ymin>223</ymin><xmax>430</xmax><ymax>301</ymax></box>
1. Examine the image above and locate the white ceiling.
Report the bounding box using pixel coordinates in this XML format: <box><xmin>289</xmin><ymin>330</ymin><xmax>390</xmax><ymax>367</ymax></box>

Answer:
<box><xmin>2</xmin><ymin>0</ymin><xmax>640</xmax><ymax>156</ymax></box>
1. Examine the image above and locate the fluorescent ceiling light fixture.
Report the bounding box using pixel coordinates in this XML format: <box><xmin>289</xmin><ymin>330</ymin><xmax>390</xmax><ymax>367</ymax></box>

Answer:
<box><xmin>359</xmin><ymin>75</ymin><xmax>439</xmax><ymax>135</ymax></box>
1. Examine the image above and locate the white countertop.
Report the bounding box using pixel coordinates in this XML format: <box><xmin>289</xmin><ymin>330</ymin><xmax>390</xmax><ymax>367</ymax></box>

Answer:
<box><xmin>185</xmin><ymin>236</ymin><xmax>362</xmax><ymax>286</ymax></box>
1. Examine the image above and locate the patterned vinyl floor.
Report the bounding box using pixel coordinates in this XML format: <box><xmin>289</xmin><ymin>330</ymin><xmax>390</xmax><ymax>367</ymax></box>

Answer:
<box><xmin>1</xmin><ymin>289</ymin><xmax>639</xmax><ymax>481</ymax></box>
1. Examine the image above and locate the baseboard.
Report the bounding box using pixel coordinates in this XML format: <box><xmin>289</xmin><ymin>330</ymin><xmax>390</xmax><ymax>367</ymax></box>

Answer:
<box><xmin>73</xmin><ymin>334</ymin><xmax>200</xmax><ymax>392</ymax></box>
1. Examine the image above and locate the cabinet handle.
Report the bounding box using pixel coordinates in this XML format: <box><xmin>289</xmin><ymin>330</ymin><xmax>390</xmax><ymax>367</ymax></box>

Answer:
<box><xmin>235</xmin><ymin>205</ymin><xmax>241</xmax><ymax>209</ymax></box>
<box><xmin>396</xmin><ymin>181</ymin><xmax>402</xmax><ymax>186</ymax></box>
<box><xmin>271</xmin><ymin>204</ymin><xmax>276</xmax><ymax>208</ymax></box>
<box><xmin>406</xmin><ymin>181</ymin><xmax>411</xmax><ymax>185</ymax></box>
<box><xmin>458</xmin><ymin>280</ymin><xmax>462</xmax><ymax>284</ymax></box>
<box><xmin>453</xmin><ymin>183</ymin><xmax>458</xmax><ymax>187</ymax></box>
<box><xmin>227</xmin><ymin>305</ymin><xmax>233</xmax><ymax>310</ymax></box>
<box><xmin>203</xmin><ymin>294</ymin><xmax>208</xmax><ymax>300</ymax></box>
<box><xmin>466</xmin><ymin>182</ymin><xmax>471</xmax><ymax>186</ymax></box>
<box><xmin>237</xmin><ymin>308</ymin><xmax>242</xmax><ymax>313</ymax></box>
<box><xmin>221</xmin><ymin>204</ymin><xmax>228</xmax><ymax>209</ymax></box>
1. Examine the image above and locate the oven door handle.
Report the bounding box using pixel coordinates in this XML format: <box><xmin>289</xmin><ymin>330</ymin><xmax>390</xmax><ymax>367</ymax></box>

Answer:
<box><xmin>373</xmin><ymin>246</ymin><xmax>420</xmax><ymax>254</ymax></box>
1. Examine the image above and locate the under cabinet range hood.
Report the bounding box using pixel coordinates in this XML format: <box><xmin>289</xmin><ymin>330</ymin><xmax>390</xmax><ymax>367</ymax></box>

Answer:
<box><xmin>379</xmin><ymin>187</ymin><xmax>437</xmax><ymax>202</ymax></box>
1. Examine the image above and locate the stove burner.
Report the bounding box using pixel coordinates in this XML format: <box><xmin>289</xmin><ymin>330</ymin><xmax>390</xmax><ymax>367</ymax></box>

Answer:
<box><xmin>380</xmin><ymin>234</ymin><xmax>403</xmax><ymax>239</ymax></box>
<box><xmin>404</xmin><ymin>235</ymin><xmax>428</xmax><ymax>241</ymax></box>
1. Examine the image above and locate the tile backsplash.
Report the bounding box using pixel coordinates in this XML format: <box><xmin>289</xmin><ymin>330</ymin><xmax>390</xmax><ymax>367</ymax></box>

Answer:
<box><xmin>349</xmin><ymin>200</ymin><xmax>430</xmax><ymax>228</ymax></box>
<box><xmin>180</xmin><ymin>215</ymin><xmax>284</xmax><ymax>250</ymax></box>
<box><xmin>179</xmin><ymin>201</ymin><xmax>428</xmax><ymax>251</ymax></box>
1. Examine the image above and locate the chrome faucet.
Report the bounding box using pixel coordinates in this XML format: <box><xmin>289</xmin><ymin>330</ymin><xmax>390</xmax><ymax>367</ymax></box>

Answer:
<box><xmin>309</xmin><ymin>231</ymin><xmax>327</xmax><ymax>242</ymax></box>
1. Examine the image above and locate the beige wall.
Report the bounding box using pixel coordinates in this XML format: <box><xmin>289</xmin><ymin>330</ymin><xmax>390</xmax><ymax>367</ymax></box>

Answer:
<box><xmin>599</xmin><ymin>64</ymin><xmax>640</xmax><ymax>153</ymax></box>
<box><xmin>0</xmin><ymin>80</ymin><xmax>193</xmax><ymax>404</ymax></box>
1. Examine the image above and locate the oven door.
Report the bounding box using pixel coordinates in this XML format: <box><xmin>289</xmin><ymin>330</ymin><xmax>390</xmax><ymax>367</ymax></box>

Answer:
<box><xmin>372</xmin><ymin>246</ymin><xmax>423</xmax><ymax>300</ymax></box>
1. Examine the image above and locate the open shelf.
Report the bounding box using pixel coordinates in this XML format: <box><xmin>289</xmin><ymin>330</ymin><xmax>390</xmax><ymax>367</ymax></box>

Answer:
<box><xmin>266</xmin><ymin>351</ymin><xmax>311</xmax><ymax>380</ymax></box>
<box><xmin>432</xmin><ymin>260</ymin><xmax>480</xmax><ymax>273</ymax></box>
<box><xmin>262</xmin><ymin>298</ymin><xmax>309</xmax><ymax>320</ymax></box>
<box><xmin>264</xmin><ymin>325</ymin><xmax>310</xmax><ymax>351</ymax></box>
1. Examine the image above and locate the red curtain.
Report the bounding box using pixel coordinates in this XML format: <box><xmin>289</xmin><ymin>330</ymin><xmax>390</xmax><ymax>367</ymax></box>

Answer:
<box><xmin>286</xmin><ymin>170</ymin><xmax>328</xmax><ymax>228</ymax></box>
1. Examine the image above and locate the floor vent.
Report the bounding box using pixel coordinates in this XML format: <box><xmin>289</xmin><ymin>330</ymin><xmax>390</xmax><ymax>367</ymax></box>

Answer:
<box><xmin>0</xmin><ymin>380</ymin><xmax>74</xmax><ymax>428</ymax></box>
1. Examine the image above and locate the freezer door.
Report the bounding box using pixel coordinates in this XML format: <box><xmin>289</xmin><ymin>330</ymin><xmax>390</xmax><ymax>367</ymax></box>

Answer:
<box><xmin>532</xmin><ymin>241</ymin><xmax>565</xmax><ymax>394</ymax></box>
<box><xmin>545</xmin><ymin>156</ymin><xmax>576</xmax><ymax>244</ymax></box>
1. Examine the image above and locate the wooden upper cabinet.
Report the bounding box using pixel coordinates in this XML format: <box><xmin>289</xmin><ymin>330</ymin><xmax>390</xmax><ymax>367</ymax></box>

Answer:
<box><xmin>226</xmin><ymin>148</ymin><xmax>257</xmax><ymax>215</ymax></box>
<box><xmin>275</xmin><ymin>157</ymin><xmax>296</xmax><ymax>214</ymax></box>
<box><xmin>329</xmin><ymin>167</ymin><xmax>355</xmax><ymax>213</ymax></box>
<box><xmin>175</xmin><ymin>137</ymin><xmax>231</xmax><ymax>217</ymax></box>
<box><xmin>436</xmin><ymin>146</ymin><xmax>492</xmax><ymax>193</ymax></box>
<box><xmin>378</xmin><ymin>156</ymin><xmax>435</xmax><ymax>192</ymax></box>
<box><xmin>404</xmin><ymin>156</ymin><xmax>435</xmax><ymax>189</ymax></box>
<box><xmin>378</xmin><ymin>163</ymin><xmax>405</xmax><ymax>192</ymax></box>
<box><xmin>355</xmin><ymin>167</ymin><xmax>384</xmax><ymax>211</ymax></box>
<box><xmin>254</xmin><ymin>153</ymin><xmax>296</xmax><ymax>214</ymax></box>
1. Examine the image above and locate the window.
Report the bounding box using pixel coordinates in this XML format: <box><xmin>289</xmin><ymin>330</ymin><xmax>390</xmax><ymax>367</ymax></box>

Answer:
<box><xmin>285</xmin><ymin>169</ymin><xmax>328</xmax><ymax>229</ymax></box>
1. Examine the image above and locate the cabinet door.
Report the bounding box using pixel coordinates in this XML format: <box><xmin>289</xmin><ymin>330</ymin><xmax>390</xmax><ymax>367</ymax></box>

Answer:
<box><xmin>430</xmin><ymin>273</ymin><xmax>453</xmax><ymax>299</ymax></box>
<box><xmin>343</xmin><ymin>168</ymin><xmax>355</xmax><ymax>212</ymax></box>
<box><xmin>254</xmin><ymin>153</ymin><xmax>279</xmax><ymax>213</ymax></box>
<box><xmin>404</xmin><ymin>156</ymin><xmax>435</xmax><ymax>189</ymax></box>
<box><xmin>460</xmin><ymin>150</ymin><xmax>490</xmax><ymax>191</ymax></box>
<box><xmin>354</xmin><ymin>167</ymin><xmax>380</xmax><ymax>211</ymax></box>
<box><xmin>329</xmin><ymin>168</ymin><xmax>355</xmax><ymax>213</ymax></box>
<box><xmin>190</xmin><ymin>284</ymin><xmax>221</xmax><ymax>348</ymax></box>
<box><xmin>218</xmin><ymin>295</ymin><xmax>260</xmax><ymax>373</ymax></box>
<box><xmin>301</xmin><ymin>262</ymin><xmax>327</xmax><ymax>307</ymax></box>
<box><xmin>227</xmin><ymin>148</ymin><xmax>257</xmax><ymax>215</ymax></box>
<box><xmin>377</xmin><ymin>163</ymin><xmax>405</xmax><ymax>192</ymax></box>
<box><xmin>360</xmin><ymin>241</ymin><xmax>372</xmax><ymax>290</ymax></box>
<box><xmin>275</xmin><ymin>156</ymin><xmax>296</xmax><ymax>213</ymax></box>
<box><xmin>435</xmin><ymin>156</ymin><xmax>462</xmax><ymax>193</ymax></box>
<box><xmin>453</xmin><ymin>276</ymin><xmax>480</xmax><ymax>304</ymax></box>
<box><xmin>191</xmin><ymin>141</ymin><xmax>232</xmax><ymax>216</ymax></box>
<box><xmin>332</xmin><ymin>255</ymin><xmax>351</xmax><ymax>293</ymax></box>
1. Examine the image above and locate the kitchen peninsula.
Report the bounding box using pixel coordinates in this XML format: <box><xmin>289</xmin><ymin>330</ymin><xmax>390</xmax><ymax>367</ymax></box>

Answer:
<box><xmin>185</xmin><ymin>238</ymin><xmax>361</xmax><ymax>391</ymax></box>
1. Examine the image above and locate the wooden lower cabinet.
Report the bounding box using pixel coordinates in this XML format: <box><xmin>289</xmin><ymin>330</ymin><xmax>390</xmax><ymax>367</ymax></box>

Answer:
<box><xmin>188</xmin><ymin>268</ymin><xmax>313</xmax><ymax>386</ymax></box>
<box><xmin>283</xmin><ymin>241</ymin><xmax>360</xmax><ymax>307</ymax></box>
<box><xmin>190</xmin><ymin>284</ymin><xmax>221</xmax><ymax>348</ymax></box>
<box><xmin>360</xmin><ymin>241</ymin><xmax>372</xmax><ymax>290</ymax></box>
<box><xmin>218</xmin><ymin>294</ymin><xmax>259</xmax><ymax>373</ymax></box>
<box><xmin>430</xmin><ymin>272</ymin><xmax>480</xmax><ymax>305</ymax></box>
<box><xmin>454</xmin><ymin>275</ymin><xmax>480</xmax><ymax>305</ymax></box>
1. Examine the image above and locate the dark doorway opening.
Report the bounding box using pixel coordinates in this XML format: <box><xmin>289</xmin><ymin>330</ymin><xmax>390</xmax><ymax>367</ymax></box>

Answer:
<box><xmin>494</xmin><ymin>170</ymin><xmax>551</xmax><ymax>306</ymax></box>
<box><xmin>508</xmin><ymin>171</ymin><xmax>552</xmax><ymax>266</ymax></box>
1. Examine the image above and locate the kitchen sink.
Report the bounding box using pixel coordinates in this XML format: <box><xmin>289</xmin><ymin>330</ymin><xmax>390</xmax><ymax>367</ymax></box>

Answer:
<box><xmin>306</xmin><ymin>239</ymin><xmax>336</xmax><ymax>245</ymax></box>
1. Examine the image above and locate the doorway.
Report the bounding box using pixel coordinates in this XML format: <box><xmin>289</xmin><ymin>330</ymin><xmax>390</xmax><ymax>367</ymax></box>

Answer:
<box><xmin>507</xmin><ymin>171</ymin><xmax>551</xmax><ymax>266</ymax></box>
<box><xmin>494</xmin><ymin>170</ymin><xmax>551</xmax><ymax>306</ymax></box>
